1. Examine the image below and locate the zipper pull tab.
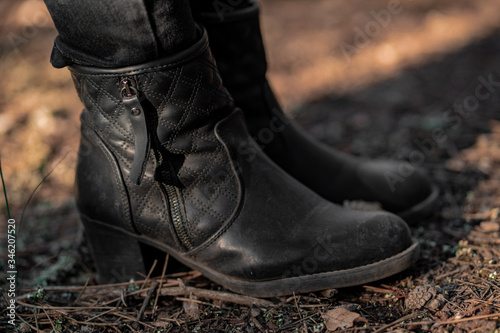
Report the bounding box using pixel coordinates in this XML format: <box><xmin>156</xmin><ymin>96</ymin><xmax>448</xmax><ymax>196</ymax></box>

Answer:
<box><xmin>121</xmin><ymin>77</ymin><xmax>150</xmax><ymax>185</ymax></box>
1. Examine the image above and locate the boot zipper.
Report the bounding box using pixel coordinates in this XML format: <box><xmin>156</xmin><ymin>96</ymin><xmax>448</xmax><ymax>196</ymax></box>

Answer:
<box><xmin>157</xmin><ymin>159</ymin><xmax>194</xmax><ymax>251</ymax></box>
<box><xmin>121</xmin><ymin>77</ymin><xmax>150</xmax><ymax>185</ymax></box>
<box><xmin>163</xmin><ymin>184</ymin><xmax>194</xmax><ymax>250</ymax></box>
<box><xmin>121</xmin><ymin>78</ymin><xmax>193</xmax><ymax>250</ymax></box>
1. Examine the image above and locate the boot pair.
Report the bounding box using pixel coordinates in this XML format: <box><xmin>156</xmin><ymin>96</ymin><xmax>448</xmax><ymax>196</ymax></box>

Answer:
<box><xmin>71</xmin><ymin>4</ymin><xmax>435</xmax><ymax>297</ymax></box>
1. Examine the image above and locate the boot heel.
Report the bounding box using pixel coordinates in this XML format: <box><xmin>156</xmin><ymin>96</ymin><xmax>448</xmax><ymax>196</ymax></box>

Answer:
<box><xmin>81</xmin><ymin>215</ymin><xmax>164</xmax><ymax>284</ymax></box>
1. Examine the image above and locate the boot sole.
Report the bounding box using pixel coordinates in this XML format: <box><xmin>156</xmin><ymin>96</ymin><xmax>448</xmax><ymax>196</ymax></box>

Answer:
<box><xmin>82</xmin><ymin>214</ymin><xmax>419</xmax><ymax>297</ymax></box>
<box><xmin>397</xmin><ymin>184</ymin><xmax>439</xmax><ymax>225</ymax></box>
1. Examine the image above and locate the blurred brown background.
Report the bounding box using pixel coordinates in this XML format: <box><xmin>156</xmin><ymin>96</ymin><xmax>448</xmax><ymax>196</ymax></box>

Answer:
<box><xmin>2</xmin><ymin>2</ymin><xmax>500</xmax><ymax>329</ymax></box>
<box><xmin>1</xmin><ymin>0</ymin><xmax>500</xmax><ymax>216</ymax></box>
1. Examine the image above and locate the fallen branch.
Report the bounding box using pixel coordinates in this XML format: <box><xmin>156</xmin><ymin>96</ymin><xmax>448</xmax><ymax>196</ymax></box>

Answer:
<box><xmin>144</xmin><ymin>285</ymin><xmax>276</xmax><ymax>308</ymax></box>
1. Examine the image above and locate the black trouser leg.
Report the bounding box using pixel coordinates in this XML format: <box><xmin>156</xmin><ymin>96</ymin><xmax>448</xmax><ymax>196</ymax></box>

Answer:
<box><xmin>189</xmin><ymin>0</ymin><xmax>254</xmax><ymax>14</ymax></box>
<box><xmin>43</xmin><ymin>0</ymin><xmax>197</xmax><ymax>68</ymax></box>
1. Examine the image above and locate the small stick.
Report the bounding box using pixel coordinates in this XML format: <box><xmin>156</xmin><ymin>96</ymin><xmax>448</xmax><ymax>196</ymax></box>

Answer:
<box><xmin>435</xmin><ymin>268</ymin><xmax>463</xmax><ymax>280</ymax></box>
<box><xmin>140</xmin><ymin>259</ymin><xmax>158</xmax><ymax>291</ymax></box>
<box><xmin>35</xmin><ymin>312</ymin><xmax>39</xmax><ymax>332</ymax></box>
<box><xmin>153</xmin><ymin>254</ymin><xmax>169</xmax><ymax>315</ymax></box>
<box><xmin>66</xmin><ymin>317</ymin><xmax>119</xmax><ymax>326</ymax></box>
<box><xmin>16</xmin><ymin>300</ymin><xmax>115</xmax><ymax>311</ymax></box>
<box><xmin>137</xmin><ymin>281</ymin><xmax>158</xmax><ymax>321</ymax></box>
<box><xmin>176</xmin><ymin>296</ymin><xmax>221</xmax><ymax>309</ymax></box>
<box><xmin>86</xmin><ymin>307</ymin><xmax>118</xmax><ymax>322</ymax></box>
<box><xmin>126</xmin><ymin>323</ymin><xmax>139</xmax><ymax>333</ymax></box>
<box><xmin>149</xmin><ymin>285</ymin><xmax>276</xmax><ymax>308</ymax></box>
<box><xmin>438</xmin><ymin>312</ymin><xmax>500</xmax><ymax>325</ymax></box>
<box><xmin>17</xmin><ymin>275</ymin><xmax>179</xmax><ymax>296</ymax></box>
<box><xmin>363</xmin><ymin>285</ymin><xmax>396</xmax><ymax>294</ymax></box>
<box><xmin>120</xmin><ymin>289</ymin><xmax>128</xmax><ymax>308</ymax></box>
<box><xmin>114</xmin><ymin>312</ymin><xmax>139</xmax><ymax>322</ymax></box>
<box><xmin>99</xmin><ymin>281</ymin><xmax>179</xmax><ymax>306</ymax></box>
<box><xmin>293</xmin><ymin>292</ymin><xmax>303</xmax><ymax>321</ymax></box>
<box><xmin>372</xmin><ymin>311</ymin><xmax>425</xmax><ymax>333</ymax></box>
<box><xmin>74</xmin><ymin>277</ymin><xmax>90</xmax><ymax>304</ymax></box>
<box><xmin>17</xmin><ymin>315</ymin><xmax>41</xmax><ymax>333</ymax></box>
<box><xmin>41</xmin><ymin>308</ymin><xmax>56</xmax><ymax>332</ymax></box>
<box><xmin>276</xmin><ymin>313</ymin><xmax>318</xmax><ymax>332</ymax></box>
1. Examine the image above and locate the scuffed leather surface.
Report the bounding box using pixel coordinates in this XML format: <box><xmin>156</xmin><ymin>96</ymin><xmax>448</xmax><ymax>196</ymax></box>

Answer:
<box><xmin>72</xmin><ymin>32</ymin><xmax>240</xmax><ymax>250</ymax></box>
<box><xmin>190</xmin><ymin>111</ymin><xmax>413</xmax><ymax>280</ymax></box>
<box><xmin>75</xmin><ymin>116</ymin><xmax>134</xmax><ymax>233</ymax></box>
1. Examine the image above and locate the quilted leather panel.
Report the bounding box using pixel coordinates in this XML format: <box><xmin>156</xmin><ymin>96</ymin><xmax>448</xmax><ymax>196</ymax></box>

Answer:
<box><xmin>71</xmin><ymin>37</ymin><xmax>240</xmax><ymax>251</ymax></box>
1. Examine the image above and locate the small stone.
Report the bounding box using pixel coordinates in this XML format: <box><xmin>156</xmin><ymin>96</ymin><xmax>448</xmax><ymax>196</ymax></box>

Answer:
<box><xmin>426</xmin><ymin>297</ymin><xmax>444</xmax><ymax>310</ymax></box>
<box><xmin>251</xmin><ymin>308</ymin><xmax>261</xmax><ymax>317</ymax></box>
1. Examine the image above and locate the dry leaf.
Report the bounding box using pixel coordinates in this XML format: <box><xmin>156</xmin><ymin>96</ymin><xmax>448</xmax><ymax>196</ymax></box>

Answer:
<box><xmin>320</xmin><ymin>289</ymin><xmax>338</xmax><ymax>298</ymax></box>
<box><xmin>322</xmin><ymin>307</ymin><xmax>361</xmax><ymax>331</ymax></box>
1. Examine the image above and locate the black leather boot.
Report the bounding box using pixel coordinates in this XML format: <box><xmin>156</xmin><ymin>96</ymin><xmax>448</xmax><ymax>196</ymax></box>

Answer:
<box><xmin>196</xmin><ymin>2</ymin><xmax>438</xmax><ymax>224</ymax></box>
<box><xmin>71</xmin><ymin>28</ymin><xmax>418</xmax><ymax>297</ymax></box>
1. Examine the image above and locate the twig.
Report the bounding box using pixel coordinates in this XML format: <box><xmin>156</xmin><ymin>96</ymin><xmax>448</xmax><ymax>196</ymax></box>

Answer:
<box><xmin>17</xmin><ymin>280</ymin><xmax>147</xmax><ymax>297</ymax></box>
<box><xmin>174</xmin><ymin>297</ymin><xmax>217</xmax><ymax>307</ymax></box>
<box><xmin>362</xmin><ymin>285</ymin><xmax>396</xmax><ymax>295</ymax></box>
<box><xmin>74</xmin><ymin>277</ymin><xmax>90</xmax><ymax>304</ymax></box>
<box><xmin>150</xmin><ymin>285</ymin><xmax>276</xmax><ymax>308</ymax></box>
<box><xmin>16</xmin><ymin>299</ymin><xmax>115</xmax><ymax>310</ymax></box>
<box><xmin>114</xmin><ymin>312</ymin><xmax>140</xmax><ymax>322</ymax></box>
<box><xmin>126</xmin><ymin>323</ymin><xmax>139</xmax><ymax>333</ymax></box>
<box><xmin>291</xmin><ymin>292</ymin><xmax>306</xmax><ymax>333</ymax></box>
<box><xmin>17</xmin><ymin>314</ymin><xmax>42</xmax><ymax>333</ymax></box>
<box><xmin>66</xmin><ymin>317</ymin><xmax>119</xmax><ymax>326</ymax></box>
<box><xmin>435</xmin><ymin>268</ymin><xmax>464</xmax><ymax>281</ymax></box>
<box><xmin>136</xmin><ymin>320</ymin><xmax>157</xmax><ymax>330</ymax></box>
<box><xmin>293</xmin><ymin>293</ymin><xmax>303</xmax><ymax>319</ymax></box>
<box><xmin>42</xmin><ymin>308</ymin><xmax>56</xmax><ymax>332</ymax></box>
<box><xmin>99</xmin><ymin>281</ymin><xmax>179</xmax><ymax>306</ymax></box>
<box><xmin>372</xmin><ymin>311</ymin><xmax>426</xmax><ymax>333</ymax></box>
<box><xmin>438</xmin><ymin>312</ymin><xmax>500</xmax><ymax>325</ymax></box>
<box><xmin>17</xmin><ymin>275</ymin><xmax>184</xmax><ymax>298</ymax></box>
<box><xmin>251</xmin><ymin>316</ymin><xmax>263</xmax><ymax>330</ymax></box>
<box><xmin>140</xmin><ymin>259</ymin><xmax>158</xmax><ymax>291</ymax></box>
<box><xmin>86</xmin><ymin>307</ymin><xmax>118</xmax><ymax>322</ymax></box>
<box><xmin>153</xmin><ymin>254</ymin><xmax>169</xmax><ymax>315</ymax></box>
<box><xmin>34</xmin><ymin>312</ymin><xmax>39</xmax><ymax>332</ymax></box>
<box><xmin>277</xmin><ymin>313</ymin><xmax>319</xmax><ymax>332</ymax></box>
<box><xmin>479</xmin><ymin>277</ymin><xmax>500</xmax><ymax>291</ymax></box>
<box><xmin>156</xmin><ymin>317</ymin><xmax>185</xmax><ymax>325</ymax></box>
<box><xmin>137</xmin><ymin>281</ymin><xmax>158</xmax><ymax>321</ymax></box>
<box><xmin>296</xmin><ymin>304</ymin><xmax>330</xmax><ymax>308</ymax></box>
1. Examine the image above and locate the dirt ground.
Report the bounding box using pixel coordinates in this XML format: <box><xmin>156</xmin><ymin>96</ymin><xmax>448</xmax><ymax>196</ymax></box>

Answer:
<box><xmin>2</xmin><ymin>0</ymin><xmax>500</xmax><ymax>332</ymax></box>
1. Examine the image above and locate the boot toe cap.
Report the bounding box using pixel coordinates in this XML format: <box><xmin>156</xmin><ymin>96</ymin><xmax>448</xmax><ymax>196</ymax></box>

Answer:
<box><xmin>357</xmin><ymin>159</ymin><xmax>435</xmax><ymax>215</ymax></box>
<box><xmin>310</xmin><ymin>206</ymin><xmax>414</xmax><ymax>273</ymax></box>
